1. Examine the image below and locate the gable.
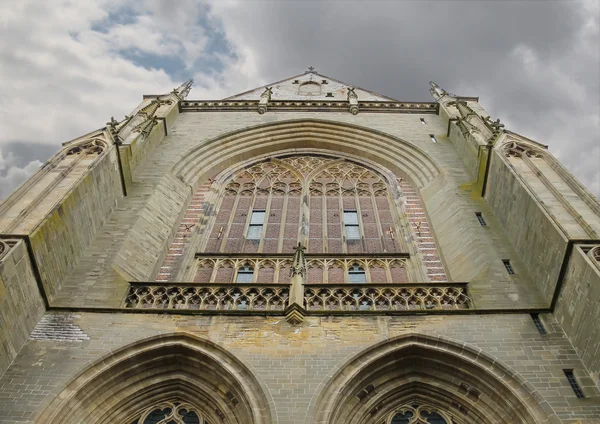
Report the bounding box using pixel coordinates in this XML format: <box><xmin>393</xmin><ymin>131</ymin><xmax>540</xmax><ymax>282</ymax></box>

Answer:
<box><xmin>224</xmin><ymin>71</ymin><xmax>398</xmax><ymax>102</ymax></box>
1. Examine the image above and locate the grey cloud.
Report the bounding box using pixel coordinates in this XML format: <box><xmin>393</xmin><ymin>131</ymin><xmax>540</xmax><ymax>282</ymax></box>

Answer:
<box><xmin>210</xmin><ymin>0</ymin><xmax>599</xmax><ymax>196</ymax></box>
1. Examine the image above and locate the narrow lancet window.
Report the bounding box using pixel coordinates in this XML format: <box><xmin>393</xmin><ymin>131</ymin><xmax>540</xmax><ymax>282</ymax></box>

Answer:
<box><xmin>531</xmin><ymin>313</ymin><xmax>547</xmax><ymax>335</ymax></box>
<box><xmin>236</xmin><ymin>265</ymin><xmax>254</xmax><ymax>283</ymax></box>
<box><xmin>429</xmin><ymin>134</ymin><xmax>437</xmax><ymax>143</ymax></box>
<box><xmin>247</xmin><ymin>210</ymin><xmax>265</xmax><ymax>240</ymax></box>
<box><xmin>502</xmin><ymin>259</ymin><xmax>515</xmax><ymax>275</ymax></box>
<box><xmin>475</xmin><ymin>212</ymin><xmax>487</xmax><ymax>226</ymax></box>
<box><xmin>343</xmin><ymin>210</ymin><xmax>360</xmax><ymax>240</ymax></box>
<box><xmin>564</xmin><ymin>370</ymin><xmax>585</xmax><ymax>398</ymax></box>
<box><xmin>348</xmin><ymin>265</ymin><xmax>366</xmax><ymax>283</ymax></box>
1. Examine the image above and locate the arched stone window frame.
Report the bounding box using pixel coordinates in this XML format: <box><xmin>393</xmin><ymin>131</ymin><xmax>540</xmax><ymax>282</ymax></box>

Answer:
<box><xmin>311</xmin><ymin>333</ymin><xmax>554</xmax><ymax>424</ymax></box>
<box><xmin>36</xmin><ymin>333</ymin><xmax>274</xmax><ymax>424</ymax></box>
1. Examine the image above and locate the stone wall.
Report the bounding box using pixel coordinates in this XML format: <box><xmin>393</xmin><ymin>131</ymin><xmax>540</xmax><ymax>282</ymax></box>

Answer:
<box><xmin>554</xmin><ymin>245</ymin><xmax>600</xmax><ymax>388</ymax></box>
<box><xmin>0</xmin><ymin>313</ymin><xmax>598</xmax><ymax>423</ymax></box>
<box><xmin>47</xmin><ymin>112</ymin><xmax>546</xmax><ymax>309</ymax></box>
<box><xmin>485</xmin><ymin>148</ymin><xmax>567</xmax><ymax>304</ymax></box>
<box><xmin>0</xmin><ymin>240</ymin><xmax>45</xmax><ymax>376</ymax></box>
<box><xmin>28</xmin><ymin>146</ymin><xmax>123</xmax><ymax>300</ymax></box>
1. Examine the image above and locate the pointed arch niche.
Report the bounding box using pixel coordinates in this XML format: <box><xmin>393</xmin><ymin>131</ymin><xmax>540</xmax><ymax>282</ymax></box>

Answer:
<box><xmin>166</xmin><ymin>147</ymin><xmax>449</xmax><ymax>284</ymax></box>
<box><xmin>311</xmin><ymin>334</ymin><xmax>553</xmax><ymax>424</ymax></box>
<box><xmin>150</xmin><ymin>119</ymin><xmax>449</xmax><ymax>283</ymax></box>
<box><xmin>36</xmin><ymin>334</ymin><xmax>273</xmax><ymax>424</ymax></box>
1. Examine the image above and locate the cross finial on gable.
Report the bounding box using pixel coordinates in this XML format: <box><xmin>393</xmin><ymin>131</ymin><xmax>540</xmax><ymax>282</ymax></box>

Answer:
<box><xmin>306</xmin><ymin>66</ymin><xmax>316</xmax><ymax>74</ymax></box>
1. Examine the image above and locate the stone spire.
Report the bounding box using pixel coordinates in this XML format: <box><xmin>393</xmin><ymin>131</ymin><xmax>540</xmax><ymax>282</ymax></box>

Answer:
<box><xmin>173</xmin><ymin>79</ymin><xmax>194</xmax><ymax>100</ymax></box>
<box><xmin>429</xmin><ymin>81</ymin><xmax>450</xmax><ymax>101</ymax></box>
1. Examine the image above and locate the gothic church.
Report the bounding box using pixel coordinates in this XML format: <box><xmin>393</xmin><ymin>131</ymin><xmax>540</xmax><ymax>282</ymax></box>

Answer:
<box><xmin>0</xmin><ymin>69</ymin><xmax>599</xmax><ymax>423</ymax></box>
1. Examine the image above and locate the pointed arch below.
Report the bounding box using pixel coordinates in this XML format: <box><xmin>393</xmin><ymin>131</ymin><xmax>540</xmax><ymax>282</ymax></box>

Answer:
<box><xmin>36</xmin><ymin>333</ymin><xmax>274</xmax><ymax>424</ymax></box>
<box><xmin>311</xmin><ymin>333</ymin><xmax>555</xmax><ymax>424</ymax></box>
<box><xmin>173</xmin><ymin>119</ymin><xmax>439</xmax><ymax>190</ymax></box>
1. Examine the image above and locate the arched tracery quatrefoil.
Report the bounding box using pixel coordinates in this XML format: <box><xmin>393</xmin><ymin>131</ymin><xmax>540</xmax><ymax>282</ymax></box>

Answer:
<box><xmin>382</xmin><ymin>403</ymin><xmax>460</xmax><ymax>424</ymax></box>
<box><xmin>309</xmin><ymin>160</ymin><xmax>388</xmax><ymax>197</ymax></box>
<box><xmin>224</xmin><ymin>161</ymin><xmax>303</xmax><ymax>196</ymax></box>
<box><xmin>132</xmin><ymin>401</ymin><xmax>210</xmax><ymax>424</ymax></box>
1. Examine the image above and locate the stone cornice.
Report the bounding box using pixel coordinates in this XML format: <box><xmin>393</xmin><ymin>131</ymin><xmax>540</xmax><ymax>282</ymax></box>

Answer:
<box><xmin>180</xmin><ymin>100</ymin><xmax>439</xmax><ymax>114</ymax></box>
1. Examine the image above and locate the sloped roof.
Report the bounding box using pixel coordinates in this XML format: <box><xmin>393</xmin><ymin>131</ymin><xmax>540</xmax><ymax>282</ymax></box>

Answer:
<box><xmin>223</xmin><ymin>70</ymin><xmax>399</xmax><ymax>102</ymax></box>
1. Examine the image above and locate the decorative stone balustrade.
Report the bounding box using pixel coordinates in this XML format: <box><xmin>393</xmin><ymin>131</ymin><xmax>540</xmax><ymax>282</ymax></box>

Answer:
<box><xmin>124</xmin><ymin>283</ymin><xmax>289</xmax><ymax>311</ymax></box>
<box><xmin>124</xmin><ymin>282</ymin><xmax>471</xmax><ymax>312</ymax></box>
<box><xmin>304</xmin><ymin>283</ymin><xmax>471</xmax><ymax>311</ymax></box>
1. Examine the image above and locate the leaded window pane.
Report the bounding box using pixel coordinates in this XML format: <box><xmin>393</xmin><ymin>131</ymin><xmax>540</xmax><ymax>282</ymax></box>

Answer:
<box><xmin>246</xmin><ymin>225</ymin><xmax>263</xmax><ymax>240</ymax></box>
<box><xmin>345</xmin><ymin>225</ymin><xmax>360</xmax><ymax>240</ymax></box>
<box><xmin>250</xmin><ymin>211</ymin><xmax>266</xmax><ymax>225</ymax></box>
<box><xmin>343</xmin><ymin>211</ymin><xmax>359</xmax><ymax>225</ymax></box>
<box><xmin>236</xmin><ymin>266</ymin><xmax>254</xmax><ymax>283</ymax></box>
<box><xmin>348</xmin><ymin>265</ymin><xmax>366</xmax><ymax>283</ymax></box>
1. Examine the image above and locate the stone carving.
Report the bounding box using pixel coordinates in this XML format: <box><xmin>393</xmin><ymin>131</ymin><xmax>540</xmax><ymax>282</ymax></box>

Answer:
<box><xmin>0</xmin><ymin>239</ymin><xmax>16</xmax><ymax>261</ymax></box>
<box><xmin>65</xmin><ymin>138</ymin><xmax>107</xmax><ymax>156</ymax></box>
<box><xmin>484</xmin><ymin>115</ymin><xmax>505</xmax><ymax>134</ymax></box>
<box><xmin>304</xmin><ymin>284</ymin><xmax>471</xmax><ymax>311</ymax></box>
<box><xmin>381</xmin><ymin>402</ymin><xmax>459</xmax><ymax>424</ymax></box>
<box><xmin>125</xmin><ymin>284</ymin><xmax>289</xmax><ymax>311</ymax></box>
<box><xmin>503</xmin><ymin>141</ymin><xmax>544</xmax><ymax>158</ymax></box>
<box><xmin>290</xmin><ymin>243</ymin><xmax>307</xmax><ymax>278</ymax></box>
<box><xmin>257</xmin><ymin>86</ymin><xmax>273</xmax><ymax>114</ymax></box>
<box><xmin>347</xmin><ymin>87</ymin><xmax>359</xmax><ymax>115</ymax></box>
<box><xmin>309</xmin><ymin>160</ymin><xmax>388</xmax><ymax>196</ymax></box>
<box><xmin>193</xmin><ymin>256</ymin><xmax>408</xmax><ymax>285</ymax></box>
<box><xmin>429</xmin><ymin>81</ymin><xmax>449</xmax><ymax>100</ymax></box>
<box><xmin>134</xmin><ymin>401</ymin><xmax>209</xmax><ymax>424</ymax></box>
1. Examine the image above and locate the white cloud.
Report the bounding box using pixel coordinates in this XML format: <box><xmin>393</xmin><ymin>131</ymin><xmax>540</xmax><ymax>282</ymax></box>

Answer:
<box><xmin>0</xmin><ymin>149</ymin><xmax>41</xmax><ymax>199</ymax></box>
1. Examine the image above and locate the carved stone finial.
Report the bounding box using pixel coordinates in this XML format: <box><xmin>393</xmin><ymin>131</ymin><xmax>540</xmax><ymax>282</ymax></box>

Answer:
<box><xmin>290</xmin><ymin>242</ymin><xmax>307</xmax><ymax>278</ymax></box>
<box><xmin>261</xmin><ymin>86</ymin><xmax>273</xmax><ymax>100</ymax></box>
<box><xmin>305</xmin><ymin>66</ymin><xmax>316</xmax><ymax>74</ymax></box>
<box><xmin>347</xmin><ymin>87</ymin><xmax>359</xmax><ymax>115</ymax></box>
<box><xmin>429</xmin><ymin>81</ymin><xmax>449</xmax><ymax>100</ymax></box>
<box><xmin>484</xmin><ymin>116</ymin><xmax>505</xmax><ymax>133</ymax></box>
<box><xmin>106</xmin><ymin>116</ymin><xmax>119</xmax><ymax>133</ymax></box>
<box><xmin>172</xmin><ymin>79</ymin><xmax>194</xmax><ymax>100</ymax></box>
<box><xmin>257</xmin><ymin>87</ymin><xmax>272</xmax><ymax>114</ymax></box>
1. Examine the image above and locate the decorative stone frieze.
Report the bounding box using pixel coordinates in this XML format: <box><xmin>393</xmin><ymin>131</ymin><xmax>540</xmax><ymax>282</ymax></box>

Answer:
<box><xmin>181</xmin><ymin>100</ymin><xmax>437</xmax><ymax>113</ymax></box>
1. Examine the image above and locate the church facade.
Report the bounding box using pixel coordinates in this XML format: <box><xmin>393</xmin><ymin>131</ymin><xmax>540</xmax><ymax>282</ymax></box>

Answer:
<box><xmin>0</xmin><ymin>69</ymin><xmax>599</xmax><ymax>423</ymax></box>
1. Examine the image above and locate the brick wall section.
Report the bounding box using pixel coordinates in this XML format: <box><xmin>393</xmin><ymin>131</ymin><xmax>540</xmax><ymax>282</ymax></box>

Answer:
<box><xmin>157</xmin><ymin>183</ymin><xmax>211</xmax><ymax>281</ymax></box>
<box><xmin>28</xmin><ymin>314</ymin><xmax>89</xmax><ymax>342</ymax></box>
<box><xmin>0</xmin><ymin>313</ymin><xmax>598</xmax><ymax>423</ymax></box>
<box><xmin>400</xmin><ymin>180</ymin><xmax>448</xmax><ymax>281</ymax></box>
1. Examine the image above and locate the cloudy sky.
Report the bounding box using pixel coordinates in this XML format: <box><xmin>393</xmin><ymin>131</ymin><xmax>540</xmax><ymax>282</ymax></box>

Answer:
<box><xmin>0</xmin><ymin>0</ymin><xmax>598</xmax><ymax>199</ymax></box>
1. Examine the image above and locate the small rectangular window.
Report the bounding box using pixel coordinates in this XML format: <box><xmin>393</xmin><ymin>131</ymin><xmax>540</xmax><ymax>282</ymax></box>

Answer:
<box><xmin>475</xmin><ymin>212</ymin><xmax>487</xmax><ymax>226</ymax></box>
<box><xmin>322</xmin><ymin>79</ymin><xmax>328</xmax><ymax>84</ymax></box>
<box><xmin>420</xmin><ymin>118</ymin><xmax>426</xmax><ymax>124</ymax></box>
<box><xmin>348</xmin><ymin>265</ymin><xmax>366</xmax><ymax>283</ymax></box>
<box><xmin>236</xmin><ymin>265</ymin><xmax>254</xmax><ymax>283</ymax></box>
<box><xmin>564</xmin><ymin>370</ymin><xmax>585</xmax><ymax>398</ymax></box>
<box><xmin>429</xmin><ymin>134</ymin><xmax>437</xmax><ymax>143</ymax></box>
<box><xmin>502</xmin><ymin>259</ymin><xmax>515</xmax><ymax>275</ymax></box>
<box><xmin>326</xmin><ymin>92</ymin><xmax>334</xmax><ymax>97</ymax></box>
<box><xmin>343</xmin><ymin>211</ymin><xmax>360</xmax><ymax>240</ymax></box>
<box><xmin>292</xmin><ymin>80</ymin><xmax>299</xmax><ymax>84</ymax></box>
<box><xmin>530</xmin><ymin>313</ymin><xmax>547</xmax><ymax>335</ymax></box>
<box><xmin>247</xmin><ymin>210</ymin><xmax>265</xmax><ymax>240</ymax></box>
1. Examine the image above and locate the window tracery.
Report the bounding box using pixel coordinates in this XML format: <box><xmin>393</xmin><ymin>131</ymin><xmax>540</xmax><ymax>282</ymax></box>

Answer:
<box><xmin>383</xmin><ymin>403</ymin><xmax>459</xmax><ymax>424</ymax></box>
<box><xmin>199</xmin><ymin>155</ymin><xmax>447</xmax><ymax>281</ymax></box>
<box><xmin>132</xmin><ymin>402</ymin><xmax>209</xmax><ymax>424</ymax></box>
